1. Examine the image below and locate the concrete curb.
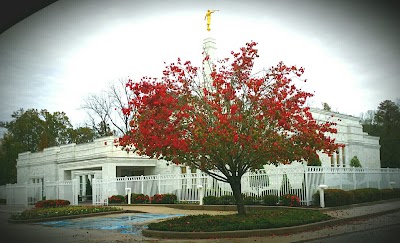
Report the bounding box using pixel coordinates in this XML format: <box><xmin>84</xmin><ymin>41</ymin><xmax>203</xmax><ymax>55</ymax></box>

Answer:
<box><xmin>142</xmin><ymin>207</ymin><xmax>400</xmax><ymax>239</ymax></box>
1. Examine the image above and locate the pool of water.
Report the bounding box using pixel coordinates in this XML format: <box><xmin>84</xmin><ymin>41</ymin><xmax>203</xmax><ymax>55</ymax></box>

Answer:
<box><xmin>37</xmin><ymin>213</ymin><xmax>185</xmax><ymax>234</ymax></box>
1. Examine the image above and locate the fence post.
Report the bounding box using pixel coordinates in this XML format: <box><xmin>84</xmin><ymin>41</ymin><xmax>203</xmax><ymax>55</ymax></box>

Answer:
<box><xmin>92</xmin><ymin>178</ymin><xmax>96</xmax><ymax>205</ymax></box>
<box><xmin>197</xmin><ymin>185</ymin><xmax>204</xmax><ymax>205</ymax></box>
<box><xmin>72</xmin><ymin>179</ymin><xmax>78</xmax><ymax>205</ymax></box>
<box><xmin>304</xmin><ymin>165</ymin><xmax>310</xmax><ymax>206</ymax></box>
<box><xmin>141</xmin><ymin>175</ymin><xmax>144</xmax><ymax>194</ymax></box>
<box><xmin>24</xmin><ymin>182</ymin><xmax>28</xmax><ymax>207</ymax></box>
<box><xmin>125</xmin><ymin>176</ymin><xmax>128</xmax><ymax>192</ymax></box>
<box><xmin>158</xmin><ymin>174</ymin><xmax>161</xmax><ymax>194</ymax></box>
<box><xmin>318</xmin><ymin>185</ymin><xmax>328</xmax><ymax>208</ymax></box>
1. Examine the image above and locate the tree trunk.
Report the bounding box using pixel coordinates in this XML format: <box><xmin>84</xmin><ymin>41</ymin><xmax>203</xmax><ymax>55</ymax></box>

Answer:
<box><xmin>229</xmin><ymin>176</ymin><xmax>246</xmax><ymax>215</ymax></box>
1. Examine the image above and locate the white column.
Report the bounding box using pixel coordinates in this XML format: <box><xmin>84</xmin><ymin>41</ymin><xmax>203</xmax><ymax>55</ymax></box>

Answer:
<box><xmin>333</xmin><ymin>152</ymin><xmax>337</xmax><ymax>167</ymax></box>
<box><xmin>102</xmin><ymin>164</ymin><xmax>118</xmax><ymax>196</ymax></box>
<box><xmin>82</xmin><ymin>175</ymin><xmax>87</xmax><ymax>197</ymax></box>
<box><xmin>338</xmin><ymin>148</ymin><xmax>343</xmax><ymax>167</ymax></box>
<box><xmin>344</xmin><ymin>145</ymin><xmax>348</xmax><ymax>167</ymax></box>
<box><xmin>102</xmin><ymin>164</ymin><xmax>117</xmax><ymax>179</ymax></box>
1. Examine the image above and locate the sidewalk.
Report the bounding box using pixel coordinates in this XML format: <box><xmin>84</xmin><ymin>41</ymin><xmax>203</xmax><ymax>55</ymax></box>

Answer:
<box><xmin>0</xmin><ymin>199</ymin><xmax>399</xmax><ymax>242</ymax></box>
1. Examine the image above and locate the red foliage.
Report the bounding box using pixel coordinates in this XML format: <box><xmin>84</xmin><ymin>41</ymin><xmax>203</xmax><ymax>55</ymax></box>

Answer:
<box><xmin>34</xmin><ymin>199</ymin><xmax>70</xmax><ymax>208</ymax></box>
<box><xmin>118</xmin><ymin>41</ymin><xmax>342</xmax><ymax>172</ymax></box>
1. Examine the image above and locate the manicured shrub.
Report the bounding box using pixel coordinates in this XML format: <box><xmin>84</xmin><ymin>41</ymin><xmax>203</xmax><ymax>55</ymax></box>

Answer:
<box><xmin>350</xmin><ymin>156</ymin><xmax>362</xmax><ymax>167</ymax></box>
<box><xmin>0</xmin><ymin>198</ymin><xmax>6</xmax><ymax>204</ymax></box>
<box><xmin>218</xmin><ymin>195</ymin><xmax>236</xmax><ymax>205</ymax></box>
<box><xmin>125</xmin><ymin>193</ymin><xmax>150</xmax><ymax>204</ymax></box>
<box><xmin>147</xmin><ymin>209</ymin><xmax>332</xmax><ymax>232</ymax></box>
<box><xmin>34</xmin><ymin>199</ymin><xmax>70</xmax><ymax>208</ymax></box>
<box><xmin>262</xmin><ymin>195</ymin><xmax>279</xmax><ymax>206</ymax></box>
<box><xmin>307</xmin><ymin>154</ymin><xmax>322</xmax><ymax>166</ymax></box>
<box><xmin>280</xmin><ymin>194</ymin><xmax>300</xmax><ymax>207</ymax></box>
<box><xmin>351</xmin><ymin>188</ymin><xmax>380</xmax><ymax>203</ymax></box>
<box><xmin>243</xmin><ymin>195</ymin><xmax>261</xmax><ymax>205</ymax></box>
<box><xmin>313</xmin><ymin>189</ymin><xmax>354</xmax><ymax>207</ymax></box>
<box><xmin>151</xmin><ymin>194</ymin><xmax>177</xmax><ymax>204</ymax></box>
<box><xmin>108</xmin><ymin>195</ymin><xmax>125</xmax><ymax>203</ymax></box>
<box><xmin>11</xmin><ymin>206</ymin><xmax>122</xmax><ymax>220</ymax></box>
<box><xmin>380</xmin><ymin>188</ymin><xmax>400</xmax><ymax>200</ymax></box>
<box><xmin>203</xmin><ymin>196</ymin><xmax>219</xmax><ymax>205</ymax></box>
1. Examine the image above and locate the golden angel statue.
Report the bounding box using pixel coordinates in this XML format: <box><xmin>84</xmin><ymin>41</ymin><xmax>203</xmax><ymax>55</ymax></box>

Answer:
<box><xmin>204</xmin><ymin>9</ymin><xmax>219</xmax><ymax>31</ymax></box>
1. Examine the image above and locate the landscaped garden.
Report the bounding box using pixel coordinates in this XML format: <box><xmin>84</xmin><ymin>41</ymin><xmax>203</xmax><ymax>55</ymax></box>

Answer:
<box><xmin>10</xmin><ymin>199</ymin><xmax>123</xmax><ymax>221</ymax></box>
<box><xmin>8</xmin><ymin>188</ymin><xmax>400</xmax><ymax>232</ymax></box>
<box><xmin>147</xmin><ymin>208</ymin><xmax>331</xmax><ymax>232</ymax></box>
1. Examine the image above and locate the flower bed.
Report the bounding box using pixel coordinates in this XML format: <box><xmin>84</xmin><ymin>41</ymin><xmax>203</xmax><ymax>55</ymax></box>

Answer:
<box><xmin>10</xmin><ymin>205</ymin><xmax>123</xmax><ymax>221</ymax></box>
<box><xmin>35</xmin><ymin>199</ymin><xmax>70</xmax><ymax>208</ymax></box>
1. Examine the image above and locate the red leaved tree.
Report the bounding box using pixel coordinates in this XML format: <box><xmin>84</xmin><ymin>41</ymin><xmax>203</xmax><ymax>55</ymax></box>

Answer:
<box><xmin>118</xmin><ymin>41</ymin><xmax>342</xmax><ymax>215</ymax></box>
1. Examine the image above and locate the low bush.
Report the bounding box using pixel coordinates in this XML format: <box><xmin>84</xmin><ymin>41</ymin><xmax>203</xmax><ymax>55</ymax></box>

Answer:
<box><xmin>0</xmin><ymin>198</ymin><xmax>6</xmax><ymax>204</ymax></box>
<box><xmin>151</xmin><ymin>194</ymin><xmax>177</xmax><ymax>204</ymax></box>
<box><xmin>380</xmin><ymin>188</ymin><xmax>400</xmax><ymax>200</ymax></box>
<box><xmin>280</xmin><ymin>194</ymin><xmax>300</xmax><ymax>207</ymax></box>
<box><xmin>34</xmin><ymin>199</ymin><xmax>70</xmax><ymax>208</ymax></box>
<box><xmin>313</xmin><ymin>189</ymin><xmax>354</xmax><ymax>207</ymax></box>
<box><xmin>126</xmin><ymin>193</ymin><xmax>150</xmax><ymax>204</ymax></box>
<box><xmin>350</xmin><ymin>156</ymin><xmax>362</xmax><ymax>167</ymax></box>
<box><xmin>218</xmin><ymin>195</ymin><xmax>235</xmax><ymax>205</ymax></box>
<box><xmin>108</xmin><ymin>195</ymin><xmax>125</xmax><ymax>203</ymax></box>
<box><xmin>351</xmin><ymin>188</ymin><xmax>381</xmax><ymax>203</ymax></box>
<box><xmin>148</xmin><ymin>208</ymin><xmax>332</xmax><ymax>232</ymax></box>
<box><xmin>203</xmin><ymin>196</ymin><xmax>219</xmax><ymax>205</ymax></box>
<box><xmin>243</xmin><ymin>196</ymin><xmax>261</xmax><ymax>205</ymax></box>
<box><xmin>262</xmin><ymin>195</ymin><xmax>279</xmax><ymax>206</ymax></box>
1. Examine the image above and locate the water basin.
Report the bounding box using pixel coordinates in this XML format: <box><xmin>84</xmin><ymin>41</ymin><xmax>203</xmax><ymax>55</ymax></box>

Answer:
<box><xmin>37</xmin><ymin>213</ymin><xmax>185</xmax><ymax>235</ymax></box>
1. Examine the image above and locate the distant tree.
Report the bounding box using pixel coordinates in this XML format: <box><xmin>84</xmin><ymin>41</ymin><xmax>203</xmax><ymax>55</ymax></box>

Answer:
<box><xmin>322</xmin><ymin>102</ymin><xmax>331</xmax><ymax>111</ymax></box>
<box><xmin>0</xmin><ymin>109</ymin><xmax>95</xmax><ymax>184</ymax></box>
<box><xmin>118</xmin><ymin>41</ymin><xmax>342</xmax><ymax>215</ymax></box>
<box><xmin>67</xmin><ymin>127</ymin><xmax>96</xmax><ymax>144</ymax></box>
<box><xmin>0</xmin><ymin>134</ymin><xmax>20</xmax><ymax>184</ymax></box>
<box><xmin>81</xmin><ymin>78</ymin><xmax>134</xmax><ymax>137</ymax></box>
<box><xmin>360</xmin><ymin>100</ymin><xmax>400</xmax><ymax>168</ymax></box>
<box><xmin>350</xmin><ymin>155</ymin><xmax>362</xmax><ymax>168</ymax></box>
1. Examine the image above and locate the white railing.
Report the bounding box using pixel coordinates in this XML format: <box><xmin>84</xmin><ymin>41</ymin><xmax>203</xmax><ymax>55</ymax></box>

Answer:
<box><xmin>44</xmin><ymin>179</ymin><xmax>79</xmax><ymax>205</ymax></box>
<box><xmin>3</xmin><ymin>183</ymin><xmax>42</xmax><ymax>206</ymax></box>
<box><xmin>3</xmin><ymin>167</ymin><xmax>399</xmax><ymax>206</ymax></box>
<box><xmin>92</xmin><ymin>166</ymin><xmax>400</xmax><ymax>206</ymax></box>
<box><xmin>3</xmin><ymin>179</ymin><xmax>79</xmax><ymax>206</ymax></box>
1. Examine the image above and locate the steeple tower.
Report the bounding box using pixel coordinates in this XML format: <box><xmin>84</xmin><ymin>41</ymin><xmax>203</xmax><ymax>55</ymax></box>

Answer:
<box><xmin>202</xmin><ymin>9</ymin><xmax>219</xmax><ymax>91</ymax></box>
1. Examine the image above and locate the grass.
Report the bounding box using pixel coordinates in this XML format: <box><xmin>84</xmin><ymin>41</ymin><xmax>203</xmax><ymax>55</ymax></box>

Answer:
<box><xmin>10</xmin><ymin>205</ymin><xmax>123</xmax><ymax>220</ymax></box>
<box><xmin>148</xmin><ymin>208</ymin><xmax>332</xmax><ymax>232</ymax></box>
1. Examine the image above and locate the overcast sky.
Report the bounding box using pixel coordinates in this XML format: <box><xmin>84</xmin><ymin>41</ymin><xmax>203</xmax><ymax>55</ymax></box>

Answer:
<box><xmin>0</xmin><ymin>0</ymin><xmax>399</xmax><ymax>130</ymax></box>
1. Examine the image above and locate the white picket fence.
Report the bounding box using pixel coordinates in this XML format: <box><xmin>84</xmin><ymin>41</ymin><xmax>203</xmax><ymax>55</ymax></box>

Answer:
<box><xmin>0</xmin><ymin>179</ymin><xmax>79</xmax><ymax>206</ymax></box>
<box><xmin>92</xmin><ymin>166</ymin><xmax>400</xmax><ymax>206</ymax></box>
<box><xmin>1</xmin><ymin>166</ymin><xmax>399</xmax><ymax>206</ymax></box>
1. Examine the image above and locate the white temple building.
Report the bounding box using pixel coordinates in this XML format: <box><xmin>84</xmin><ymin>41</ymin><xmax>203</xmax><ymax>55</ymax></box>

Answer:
<box><xmin>16</xmin><ymin>107</ymin><xmax>381</xmax><ymax>186</ymax></box>
<box><xmin>14</xmin><ymin>35</ymin><xmax>381</xmax><ymax>202</ymax></box>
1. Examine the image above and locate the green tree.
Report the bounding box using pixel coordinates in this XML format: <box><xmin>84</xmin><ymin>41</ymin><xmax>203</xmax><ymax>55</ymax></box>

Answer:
<box><xmin>67</xmin><ymin>127</ymin><xmax>96</xmax><ymax>144</ymax></box>
<box><xmin>360</xmin><ymin>100</ymin><xmax>400</xmax><ymax>168</ymax></box>
<box><xmin>0</xmin><ymin>109</ymin><xmax>96</xmax><ymax>184</ymax></box>
<box><xmin>350</xmin><ymin>155</ymin><xmax>362</xmax><ymax>168</ymax></box>
<box><xmin>322</xmin><ymin>102</ymin><xmax>331</xmax><ymax>111</ymax></box>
